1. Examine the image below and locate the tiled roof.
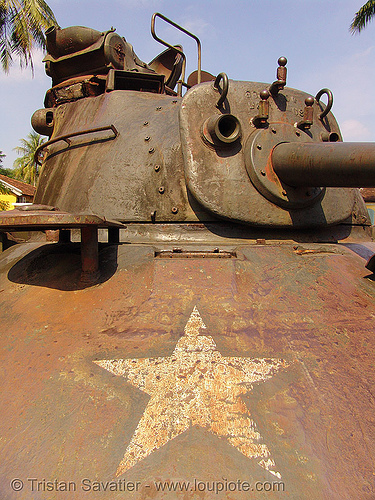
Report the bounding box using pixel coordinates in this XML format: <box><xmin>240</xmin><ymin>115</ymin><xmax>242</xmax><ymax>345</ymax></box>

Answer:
<box><xmin>0</xmin><ymin>174</ymin><xmax>36</xmax><ymax>196</ymax></box>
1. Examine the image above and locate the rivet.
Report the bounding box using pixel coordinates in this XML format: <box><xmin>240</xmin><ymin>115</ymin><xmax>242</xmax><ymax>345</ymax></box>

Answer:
<box><xmin>149</xmin><ymin>147</ymin><xmax>155</xmax><ymax>154</ymax></box>
<box><xmin>154</xmin><ymin>165</ymin><xmax>161</xmax><ymax>172</ymax></box>
<box><xmin>172</xmin><ymin>100</ymin><xmax>178</xmax><ymax>104</ymax></box>
<box><xmin>145</xmin><ymin>136</ymin><xmax>150</xmax><ymax>141</ymax></box>
<box><xmin>172</xmin><ymin>207</ymin><xmax>178</xmax><ymax>214</ymax></box>
<box><xmin>271</xmin><ymin>128</ymin><xmax>277</xmax><ymax>134</ymax></box>
<box><xmin>257</xmin><ymin>144</ymin><xmax>262</xmax><ymax>150</ymax></box>
<box><xmin>261</xmin><ymin>170</ymin><xmax>266</xmax><ymax>176</ymax></box>
<box><xmin>144</xmin><ymin>121</ymin><xmax>149</xmax><ymax>126</ymax></box>
<box><xmin>156</xmin><ymin>106</ymin><xmax>162</xmax><ymax>110</ymax></box>
<box><xmin>159</xmin><ymin>186</ymin><xmax>165</xmax><ymax>194</ymax></box>
<box><xmin>296</xmin><ymin>130</ymin><xmax>301</xmax><ymax>137</ymax></box>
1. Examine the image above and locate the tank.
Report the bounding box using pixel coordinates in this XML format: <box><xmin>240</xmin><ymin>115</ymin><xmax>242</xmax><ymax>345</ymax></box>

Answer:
<box><xmin>1</xmin><ymin>12</ymin><xmax>375</xmax><ymax>499</ymax></box>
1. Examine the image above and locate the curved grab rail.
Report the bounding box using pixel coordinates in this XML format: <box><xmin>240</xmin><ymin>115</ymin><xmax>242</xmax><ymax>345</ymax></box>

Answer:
<box><xmin>214</xmin><ymin>73</ymin><xmax>229</xmax><ymax>108</ymax></box>
<box><xmin>34</xmin><ymin>125</ymin><xmax>118</xmax><ymax>166</ymax></box>
<box><xmin>315</xmin><ymin>88</ymin><xmax>333</xmax><ymax>120</ymax></box>
<box><xmin>151</xmin><ymin>12</ymin><xmax>202</xmax><ymax>96</ymax></box>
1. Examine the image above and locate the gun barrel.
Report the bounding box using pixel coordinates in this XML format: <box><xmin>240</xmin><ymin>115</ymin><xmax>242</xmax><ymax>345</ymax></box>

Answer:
<box><xmin>272</xmin><ymin>142</ymin><xmax>375</xmax><ymax>187</ymax></box>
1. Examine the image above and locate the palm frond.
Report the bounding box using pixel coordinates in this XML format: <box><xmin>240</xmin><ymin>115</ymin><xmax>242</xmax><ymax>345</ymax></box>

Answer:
<box><xmin>0</xmin><ymin>0</ymin><xmax>57</xmax><ymax>71</ymax></box>
<box><xmin>350</xmin><ymin>0</ymin><xmax>375</xmax><ymax>33</ymax></box>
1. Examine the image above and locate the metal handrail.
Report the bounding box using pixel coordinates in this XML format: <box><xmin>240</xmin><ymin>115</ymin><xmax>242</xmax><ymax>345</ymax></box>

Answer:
<box><xmin>214</xmin><ymin>73</ymin><xmax>229</xmax><ymax>108</ymax></box>
<box><xmin>34</xmin><ymin>124</ymin><xmax>118</xmax><ymax>165</ymax></box>
<box><xmin>315</xmin><ymin>88</ymin><xmax>333</xmax><ymax>120</ymax></box>
<box><xmin>151</xmin><ymin>12</ymin><xmax>202</xmax><ymax>96</ymax></box>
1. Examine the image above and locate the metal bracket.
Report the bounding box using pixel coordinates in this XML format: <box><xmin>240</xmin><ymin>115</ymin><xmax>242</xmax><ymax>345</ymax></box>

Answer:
<box><xmin>0</xmin><ymin>209</ymin><xmax>124</xmax><ymax>276</ymax></box>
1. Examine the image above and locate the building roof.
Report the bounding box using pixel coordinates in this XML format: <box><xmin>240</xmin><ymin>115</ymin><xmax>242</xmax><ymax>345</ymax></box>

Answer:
<box><xmin>0</xmin><ymin>174</ymin><xmax>36</xmax><ymax>197</ymax></box>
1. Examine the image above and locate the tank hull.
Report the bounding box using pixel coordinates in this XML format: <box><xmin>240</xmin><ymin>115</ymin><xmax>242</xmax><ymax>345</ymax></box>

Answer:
<box><xmin>1</xmin><ymin>230</ymin><xmax>375</xmax><ymax>499</ymax></box>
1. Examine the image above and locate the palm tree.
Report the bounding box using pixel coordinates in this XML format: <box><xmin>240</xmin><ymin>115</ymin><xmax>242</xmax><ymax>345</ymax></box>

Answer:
<box><xmin>13</xmin><ymin>131</ymin><xmax>45</xmax><ymax>186</ymax></box>
<box><xmin>350</xmin><ymin>1</ymin><xmax>375</xmax><ymax>33</ymax></box>
<box><xmin>0</xmin><ymin>0</ymin><xmax>57</xmax><ymax>72</ymax></box>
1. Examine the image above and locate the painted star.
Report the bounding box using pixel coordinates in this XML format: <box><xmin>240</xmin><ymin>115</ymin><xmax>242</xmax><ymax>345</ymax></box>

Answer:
<box><xmin>95</xmin><ymin>307</ymin><xmax>288</xmax><ymax>478</ymax></box>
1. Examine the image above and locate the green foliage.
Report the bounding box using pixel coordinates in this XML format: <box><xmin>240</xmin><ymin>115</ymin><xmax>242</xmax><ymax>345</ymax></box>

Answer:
<box><xmin>13</xmin><ymin>131</ymin><xmax>45</xmax><ymax>185</ymax></box>
<box><xmin>0</xmin><ymin>166</ymin><xmax>16</xmax><ymax>177</ymax></box>
<box><xmin>0</xmin><ymin>150</ymin><xmax>16</xmax><ymax>178</ymax></box>
<box><xmin>0</xmin><ymin>0</ymin><xmax>57</xmax><ymax>71</ymax></box>
<box><xmin>350</xmin><ymin>0</ymin><xmax>375</xmax><ymax>33</ymax></box>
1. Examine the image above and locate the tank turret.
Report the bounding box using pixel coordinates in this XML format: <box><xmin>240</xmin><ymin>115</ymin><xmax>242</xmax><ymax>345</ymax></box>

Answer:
<box><xmin>1</xmin><ymin>14</ymin><xmax>375</xmax><ymax>500</ymax></box>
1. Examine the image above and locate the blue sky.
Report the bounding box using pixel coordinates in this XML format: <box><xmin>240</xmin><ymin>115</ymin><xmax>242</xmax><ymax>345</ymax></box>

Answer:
<box><xmin>1</xmin><ymin>0</ymin><xmax>374</xmax><ymax>169</ymax></box>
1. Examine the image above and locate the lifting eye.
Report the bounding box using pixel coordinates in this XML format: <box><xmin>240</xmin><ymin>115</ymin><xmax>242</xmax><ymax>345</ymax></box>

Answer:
<box><xmin>202</xmin><ymin>113</ymin><xmax>241</xmax><ymax>146</ymax></box>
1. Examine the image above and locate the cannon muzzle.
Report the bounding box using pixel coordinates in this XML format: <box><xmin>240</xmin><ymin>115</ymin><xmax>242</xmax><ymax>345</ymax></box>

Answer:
<box><xmin>272</xmin><ymin>142</ymin><xmax>375</xmax><ymax>188</ymax></box>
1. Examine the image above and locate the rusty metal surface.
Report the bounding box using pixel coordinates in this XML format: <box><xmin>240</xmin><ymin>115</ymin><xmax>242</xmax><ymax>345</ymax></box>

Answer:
<box><xmin>4</xmin><ymin>15</ymin><xmax>375</xmax><ymax>500</ymax></box>
<box><xmin>180</xmin><ymin>80</ymin><xmax>361</xmax><ymax>227</ymax></box>
<box><xmin>245</xmin><ymin>123</ymin><xmax>323</xmax><ymax>209</ymax></box>
<box><xmin>43</xmin><ymin>75</ymin><xmax>107</xmax><ymax>108</ymax></box>
<box><xmin>0</xmin><ymin>210</ymin><xmax>121</xmax><ymax>230</ymax></box>
<box><xmin>33</xmin><ymin>69</ymin><xmax>373</xmax><ymax>229</ymax></box>
<box><xmin>273</xmin><ymin>142</ymin><xmax>375</xmax><ymax>187</ymax></box>
<box><xmin>43</xmin><ymin>26</ymin><xmax>154</xmax><ymax>86</ymax></box>
<box><xmin>1</xmin><ymin>239</ymin><xmax>375</xmax><ymax>498</ymax></box>
<box><xmin>34</xmin><ymin>91</ymin><xmax>198</xmax><ymax>223</ymax></box>
<box><xmin>360</xmin><ymin>188</ymin><xmax>375</xmax><ymax>202</ymax></box>
<box><xmin>34</xmin><ymin>124</ymin><xmax>118</xmax><ymax>165</ymax></box>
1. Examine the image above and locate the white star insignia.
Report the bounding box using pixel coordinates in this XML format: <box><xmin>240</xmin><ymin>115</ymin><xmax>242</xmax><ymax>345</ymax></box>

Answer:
<box><xmin>95</xmin><ymin>307</ymin><xmax>288</xmax><ymax>478</ymax></box>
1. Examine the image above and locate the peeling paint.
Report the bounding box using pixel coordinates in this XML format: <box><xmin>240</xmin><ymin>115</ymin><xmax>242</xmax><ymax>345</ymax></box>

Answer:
<box><xmin>95</xmin><ymin>306</ymin><xmax>288</xmax><ymax>478</ymax></box>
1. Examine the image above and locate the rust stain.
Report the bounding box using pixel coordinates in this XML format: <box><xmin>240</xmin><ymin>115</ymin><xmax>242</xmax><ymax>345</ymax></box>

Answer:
<box><xmin>95</xmin><ymin>306</ymin><xmax>289</xmax><ymax>478</ymax></box>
